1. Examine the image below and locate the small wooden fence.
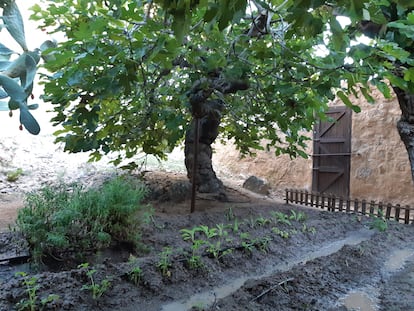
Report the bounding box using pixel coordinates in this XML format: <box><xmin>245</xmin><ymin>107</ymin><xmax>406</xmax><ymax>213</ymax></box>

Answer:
<box><xmin>285</xmin><ymin>189</ymin><xmax>414</xmax><ymax>225</ymax></box>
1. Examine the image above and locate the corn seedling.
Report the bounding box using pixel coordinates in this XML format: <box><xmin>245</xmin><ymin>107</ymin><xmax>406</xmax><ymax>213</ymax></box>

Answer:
<box><xmin>206</xmin><ymin>241</ymin><xmax>233</xmax><ymax>261</ymax></box>
<box><xmin>272</xmin><ymin>227</ymin><xmax>290</xmax><ymax>239</ymax></box>
<box><xmin>79</xmin><ymin>263</ymin><xmax>111</xmax><ymax>300</ymax></box>
<box><xmin>247</xmin><ymin>217</ymin><xmax>256</xmax><ymax>229</ymax></box>
<box><xmin>302</xmin><ymin>224</ymin><xmax>316</xmax><ymax>234</ymax></box>
<box><xmin>188</xmin><ymin>254</ymin><xmax>204</xmax><ymax>269</ymax></box>
<box><xmin>199</xmin><ymin>225</ymin><xmax>218</xmax><ymax>239</ymax></box>
<box><xmin>157</xmin><ymin>247</ymin><xmax>173</xmax><ymax>277</ymax></box>
<box><xmin>206</xmin><ymin>241</ymin><xmax>221</xmax><ymax>259</ymax></box>
<box><xmin>271</xmin><ymin>212</ymin><xmax>292</xmax><ymax>226</ymax></box>
<box><xmin>289</xmin><ymin>210</ymin><xmax>307</xmax><ymax>222</ymax></box>
<box><xmin>369</xmin><ymin>213</ymin><xmax>388</xmax><ymax>232</ymax></box>
<box><xmin>180</xmin><ymin>228</ymin><xmax>199</xmax><ymax>243</ymax></box>
<box><xmin>255</xmin><ymin>216</ymin><xmax>272</xmax><ymax>227</ymax></box>
<box><xmin>187</xmin><ymin>239</ymin><xmax>205</xmax><ymax>269</ymax></box>
<box><xmin>231</xmin><ymin>218</ymin><xmax>240</xmax><ymax>233</ymax></box>
<box><xmin>225</xmin><ymin>207</ymin><xmax>235</xmax><ymax>221</ymax></box>
<box><xmin>256</xmin><ymin>236</ymin><xmax>272</xmax><ymax>253</ymax></box>
<box><xmin>216</xmin><ymin>223</ymin><xmax>229</xmax><ymax>237</ymax></box>
<box><xmin>239</xmin><ymin>232</ymin><xmax>250</xmax><ymax>240</ymax></box>
<box><xmin>242</xmin><ymin>240</ymin><xmax>255</xmax><ymax>254</ymax></box>
<box><xmin>129</xmin><ymin>266</ymin><xmax>143</xmax><ymax>285</ymax></box>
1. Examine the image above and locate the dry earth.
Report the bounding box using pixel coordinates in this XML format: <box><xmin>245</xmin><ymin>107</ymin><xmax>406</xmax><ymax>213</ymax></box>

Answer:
<box><xmin>0</xmin><ymin>135</ymin><xmax>414</xmax><ymax>311</ymax></box>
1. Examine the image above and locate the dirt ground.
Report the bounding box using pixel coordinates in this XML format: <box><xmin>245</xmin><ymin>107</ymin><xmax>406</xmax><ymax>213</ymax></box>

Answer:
<box><xmin>0</xmin><ymin>170</ymin><xmax>414</xmax><ymax>311</ymax></box>
<box><xmin>1</xmin><ymin>134</ymin><xmax>414</xmax><ymax>311</ymax></box>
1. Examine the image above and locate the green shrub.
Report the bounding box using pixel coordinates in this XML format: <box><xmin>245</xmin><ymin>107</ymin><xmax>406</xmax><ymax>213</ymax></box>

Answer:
<box><xmin>15</xmin><ymin>177</ymin><xmax>152</xmax><ymax>264</ymax></box>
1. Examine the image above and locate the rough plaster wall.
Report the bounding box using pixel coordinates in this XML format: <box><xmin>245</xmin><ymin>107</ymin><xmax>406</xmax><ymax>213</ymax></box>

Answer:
<box><xmin>343</xmin><ymin>89</ymin><xmax>413</xmax><ymax>206</ymax></box>
<box><xmin>214</xmin><ymin>88</ymin><xmax>414</xmax><ymax>205</ymax></box>
<box><xmin>213</xmin><ymin>138</ymin><xmax>313</xmax><ymax>198</ymax></box>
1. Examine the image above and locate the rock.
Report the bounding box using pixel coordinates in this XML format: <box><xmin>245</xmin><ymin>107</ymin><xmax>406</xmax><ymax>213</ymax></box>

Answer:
<box><xmin>242</xmin><ymin>176</ymin><xmax>270</xmax><ymax>195</ymax></box>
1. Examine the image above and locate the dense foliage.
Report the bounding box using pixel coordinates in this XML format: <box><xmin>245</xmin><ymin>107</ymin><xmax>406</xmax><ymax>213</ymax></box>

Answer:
<box><xmin>30</xmin><ymin>1</ymin><xmax>414</xmax><ymax>178</ymax></box>
<box><xmin>15</xmin><ymin>177</ymin><xmax>152</xmax><ymax>264</ymax></box>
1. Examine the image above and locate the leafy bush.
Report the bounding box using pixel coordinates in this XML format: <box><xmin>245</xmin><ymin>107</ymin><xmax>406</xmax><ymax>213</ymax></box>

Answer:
<box><xmin>15</xmin><ymin>177</ymin><xmax>152</xmax><ymax>264</ymax></box>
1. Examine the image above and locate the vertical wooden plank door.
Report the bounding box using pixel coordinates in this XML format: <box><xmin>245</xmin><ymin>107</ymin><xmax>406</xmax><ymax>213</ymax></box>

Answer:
<box><xmin>312</xmin><ymin>106</ymin><xmax>352</xmax><ymax>198</ymax></box>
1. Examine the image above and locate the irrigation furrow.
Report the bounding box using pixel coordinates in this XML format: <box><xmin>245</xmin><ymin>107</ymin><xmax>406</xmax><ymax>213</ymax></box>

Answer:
<box><xmin>161</xmin><ymin>228</ymin><xmax>374</xmax><ymax>311</ymax></box>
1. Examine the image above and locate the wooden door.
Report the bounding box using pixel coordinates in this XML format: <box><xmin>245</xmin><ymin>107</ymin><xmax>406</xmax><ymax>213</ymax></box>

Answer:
<box><xmin>312</xmin><ymin>106</ymin><xmax>352</xmax><ymax>198</ymax></box>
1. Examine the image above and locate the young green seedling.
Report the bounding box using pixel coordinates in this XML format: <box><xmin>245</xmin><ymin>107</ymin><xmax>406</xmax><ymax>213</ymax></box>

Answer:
<box><xmin>15</xmin><ymin>272</ymin><xmax>60</xmax><ymax>311</ymax></box>
<box><xmin>216</xmin><ymin>223</ymin><xmax>229</xmax><ymax>237</ymax></box>
<box><xmin>302</xmin><ymin>223</ymin><xmax>317</xmax><ymax>234</ymax></box>
<box><xmin>79</xmin><ymin>263</ymin><xmax>112</xmax><ymax>300</ymax></box>
<box><xmin>271</xmin><ymin>211</ymin><xmax>292</xmax><ymax>226</ymax></box>
<box><xmin>199</xmin><ymin>225</ymin><xmax>218</xmax><ymax>239</ymax></box>
<box><xmin>289</xmin><ymin>210</ymin><xmax>307</xmax><ymax>222</ymax></box>
<box><xmin>180</xmin><ymin>227</ymin><xmax>198</xmax><ymax>243</ymax></box>
<box><xmin>188</xmin><ymin>239</ymin><xmax>205</xmax><ymax>269</ymax></box>
<box><xmin>239</xmin><ymin>232</ymin><xmax>250</xmax><ymax>240</ymax></box>
<box><xmin>225</xmin><ymin>207</ymin><xmax>235</xmax><ymax>221</ymax></box>
<box><xmin>272</xmin><ymin>227</ymin><xmax>290</xmax><ymax>239</ymax></box>
<box><xmin>157</xmin><ymin>247</ymin><xmax>173</xmax><ymax>277</ymax></box>
<box><xmin>129</xmin><ymin>266</ymin><xmax>143</xmax><ymax>285</ymax></box>
<box><xmin>242</xmin><ymin>240</ymin><xmax>255</xmax><ymax>254</ymax></box>
<box><xmin>255</xmin><ymin>216</ymin><xmax>272</xmax><ymax>227</ymax></box>
<box><xmin>257</xmin><ymin>236</ymin><xmax>272</xmax><ymax>253</ymax></box>
<box><xmin>15</xmin><ymin>272</ymin><xmax>39</xmax><ymax>311</ymax></box>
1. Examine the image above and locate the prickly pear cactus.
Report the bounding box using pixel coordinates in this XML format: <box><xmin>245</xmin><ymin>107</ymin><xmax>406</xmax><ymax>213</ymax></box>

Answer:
<box><xmin>0</xmin><ymin>1</ymin><xmax>53</xmax><ymax>135</ymax></box>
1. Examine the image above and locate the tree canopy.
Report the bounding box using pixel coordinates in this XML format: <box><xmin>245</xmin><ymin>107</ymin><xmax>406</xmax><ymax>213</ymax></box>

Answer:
<box><xmin>29</xmin><ymin>0</ymin><xmax>414</xmax><ymax>181</ymax></box>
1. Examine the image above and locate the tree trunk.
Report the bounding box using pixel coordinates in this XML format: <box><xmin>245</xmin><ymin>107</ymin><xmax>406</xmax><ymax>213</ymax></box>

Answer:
<box><xmin>184</xmin><ymin>99</ymin><xmax>224</xmax><ymax>194</ymax></box>
<box><xmin>184</xmin><ymin>74</ymin><xmax>248</xmax><ymax>196</ymax></box>
<box><xmin>393</xmin><ymin>87</ymin><xmax>414</xmax><ymax>184</ymax></box>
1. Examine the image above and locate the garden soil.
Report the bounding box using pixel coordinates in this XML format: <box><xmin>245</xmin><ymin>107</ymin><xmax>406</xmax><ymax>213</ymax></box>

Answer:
<box><xmin>0</xmin><ymin>136</ymin><xmax>414</xmax><ymax>311</ymax></box>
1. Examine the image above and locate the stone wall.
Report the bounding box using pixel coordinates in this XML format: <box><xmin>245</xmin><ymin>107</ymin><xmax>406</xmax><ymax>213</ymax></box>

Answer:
<box><xmin>214</xmin><ymin>88</ymin><xmax>414</xmax><ymax>206</ymax></box>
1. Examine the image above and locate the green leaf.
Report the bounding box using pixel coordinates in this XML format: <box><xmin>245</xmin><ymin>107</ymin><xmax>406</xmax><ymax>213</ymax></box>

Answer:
<box><xmin>394</xmin><ymin>0</ymin><xmax>413</xmax><ymax>8</ymax></box>
<box><xmin>403</xmin><ymin>67</ymin><xmax>414</xmax><ymax>82</ymax></box>
<box><xmin>407</xmin><ymin>12</ymin><xmax>414</xmax><ymax>24</ymax></box>
<box><xmin>387</xmin><ymin>21</ymin><xmax>414</xmax><ymax>38</ymax></box>
<box><xmin>378</xmin><ymin>41</ymin><xmax>412</xmax><ymax>64</ymax></box>
<box><xmin>360</xmin><ymin>87</ymin><xmax>375</xmax><ymax>104</ymax></box>
<box><xmin>171</xmin><ymin>11</ymin><xmax>190</xmax><ymax>43</ymax></box>
<box><xmin>337</xmin><ymin>90</ymin><xmax>361</xmax><ymax>112</ymax></box>
<box><xmin>373</xmin><ymin>80</ymin><xmax>392</xmax><ymax>98</ymax></box>
<box><xmin>336</xmin><ymin>90</ymin><xmax>352</xmax><ymax>106</ymax></box>
<box><xmin>204</xmin><ymin>5</ymin><xmax>219</xmax><ymax>23</ymax></box>
<box><xmin>3</xmin><ymin>1</ymin><xmax>28</xmax><ymax>51</ymax></box>
<box><xmin>296</xmin><ymin>149</ymin><xmax>308</xmax><ymax>158</ymax></box>
<box><xmin>350</xmin><ymin>104</ymin><xmax>361</xmax><ymax>113</ymax></box>
<box><xmin>386</xmin><ymin>73</ymin><xmax>408</xmax><ymax>89</ymax></box>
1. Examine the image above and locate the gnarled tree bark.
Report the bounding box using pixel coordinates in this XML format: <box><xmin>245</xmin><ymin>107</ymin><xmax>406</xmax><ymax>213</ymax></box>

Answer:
<box><xmin>393</xmin><ymin>87</ymin><xmax>414</xmax><ymax>184</ymax></box>
<box><xmin>185</xmin><ymin>101</ymin><xmax>224</xmax><ymax>194</ymax></box>
<box><xmin>184</xmin><ymin>77</ymin><xmax>248</xmax><ymax>195</ymax></box>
